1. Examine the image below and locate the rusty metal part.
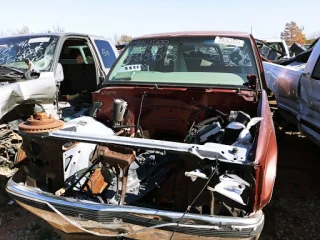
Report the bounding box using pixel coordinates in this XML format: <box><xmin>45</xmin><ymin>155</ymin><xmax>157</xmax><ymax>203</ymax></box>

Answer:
<box><xmin>22</xmin><ymin>135</ymin><xmax>67</xmax><ymax>191</ymax></box>
<box><xmin>14</xmin><ymin>148</ymin><xmax>27</xmax><ymax>165</ymax></box>
<box><xmin>120</xmin><ymin>166</ymin><xmax>129</xmax><ymax>205</ymax></box>
<box><xmin>19</xmin><ymin>112</ymin><xmax>64</xmax><ymax>133</ymax></box>
<box><xmin>84</xmin><ymin>168</ymin><xmax>108</xmax><ymax>194</ymax></box>
<box><xmin>98</xmin><ymin>146</ymin><xmax>135</xmax><ymax>168</ymax></box>
<box><xmin>92</xmin><ymin>88</ymin><xmax>255</xmax><ymax>141</ymax></box>
<box><xmin>98</xmin><ymin>145</ymin><xmax>135</xmax><ymax>205</ymax></box>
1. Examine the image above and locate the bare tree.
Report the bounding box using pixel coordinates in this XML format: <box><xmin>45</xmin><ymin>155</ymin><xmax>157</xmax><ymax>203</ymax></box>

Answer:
<box><xmin>0</xmin><ymin>26</ymin><xmax>31</xmax><ymax>36</ymax></box>
<box><xmin>113</xmin><ymin>33</ymin><xmax>132</xmax><ymax>45</ymax></box>
<box><xmin>113</xmin><ymin>33</ymin><xmax>119</xmax><ymax>44</ymax></box>
<box><xmin>0</xmin><ymin>24</ymin><xmax>66</xmax><ymax>37</ymax></box>
<box><xmin>10</xmin><ymin>26</ymin><xmax>31</xmax><ymax>35</ymax></box>
<box><xmin>42</xmin><ymin>23</ymin><xmax>65</xmax><ymax>33</ymax></box>
<box><xmin>280</xmin><ymin>21</ymin><xmax>306</xmax><ymax>45</ymax></box>
<box><xmin>46</xmin><ymin>23</ymin><xmax>65</xmax><ymax>33</ymax></box>
<box><xmin>120</xmin><ymin>35</ymin><xmax>132</xmax><ymax>44</ymax></box>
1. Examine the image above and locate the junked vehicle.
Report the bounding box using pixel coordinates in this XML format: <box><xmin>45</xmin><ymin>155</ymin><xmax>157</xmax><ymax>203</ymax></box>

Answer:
<box><xmin>0</xmin><ymin>33</ymin><xmax>118</xmax><ymax>162</ymax></box>
<box><xmin>6</xmin><ymin>31</ymin><xmax>277</xmax><ymax>239</ymax></box>
<box><xmin>261</xmin><ymin>39</ymin><xmax>290</xmax><ymax>58</ymax></box>
<box><xmin>255</xmin><ymin>39</ymin><xmax>290</xmax><ymax>62</ymax></box>
<box><xmin>264</xmin><ymin>38</ymin><xmax>320</xmax><ymax>146</ymax></box>
<box><xmin>289</xmin><ymin>42</ymin><xmax>307</xmax><ymax>57</ymax></box>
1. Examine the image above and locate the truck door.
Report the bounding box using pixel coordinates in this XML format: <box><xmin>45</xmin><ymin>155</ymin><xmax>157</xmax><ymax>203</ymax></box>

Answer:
<box><xmin>88</xmin><ymin>36</ymin><xmax>119</xmax><ymax>76</ymax></box>
<box><xmin>298</xmin><ymin>44</ymin><xmax>320</xmax><ymax>137</ymax></box>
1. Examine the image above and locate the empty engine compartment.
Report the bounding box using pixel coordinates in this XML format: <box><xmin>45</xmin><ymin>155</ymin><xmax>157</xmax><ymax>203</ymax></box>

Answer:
<box><xmin>18</xmin><ymin>87</ymin><xmax>260</xmax><ymax>220</ymax></box>
<box><xmin>92</xmin><ymin>87</ymin><xmax>257</xmax><ymax>142</ymax></box>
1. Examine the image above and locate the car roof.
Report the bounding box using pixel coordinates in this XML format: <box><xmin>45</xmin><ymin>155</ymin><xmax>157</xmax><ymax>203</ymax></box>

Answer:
<box><xmin>134</xmin><ymin>31</ymin><xmax>251</xmax><ymax>40</ymax></box>
<box><xmin>0</xmin><ymin>32</ymin><xmax>112</xmax><ymax>41</ymax></box>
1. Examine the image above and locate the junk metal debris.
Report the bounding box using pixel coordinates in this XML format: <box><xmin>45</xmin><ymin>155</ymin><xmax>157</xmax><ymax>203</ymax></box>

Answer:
<box><xmin>0</xmin><ymin>124</ymin><xmax>22</xmax><ymax>167</ymax></box>
<box><xmin>255</xmin><ymin>39</ymin><xmax>288</xmax><ymax>61</ymax></box>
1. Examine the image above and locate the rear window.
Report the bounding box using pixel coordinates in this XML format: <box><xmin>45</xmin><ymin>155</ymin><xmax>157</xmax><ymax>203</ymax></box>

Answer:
<box><xmin>94</xmin><ymin>40</ymin><xmax>116</xmax><ymax>68</ymax></box>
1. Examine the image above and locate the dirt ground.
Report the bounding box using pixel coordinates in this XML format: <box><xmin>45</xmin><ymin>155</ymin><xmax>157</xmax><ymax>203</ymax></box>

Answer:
<box><xmin>0</xmin><ymin>123</ymin><xmax>319</xmax><ymax>239</ymax></box>
<box><xmin>260</xmin><ymin>131</ymin><xmax>320</xmax><ymax>240</ymax></box>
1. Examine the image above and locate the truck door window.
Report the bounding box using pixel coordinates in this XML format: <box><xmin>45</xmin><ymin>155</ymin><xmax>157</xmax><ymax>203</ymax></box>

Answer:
<box><xmin>59</xmin><ymin>39</ymin><xmax>95</xmax><ymax>64</ymax></box>
<box><xmin>58</xmin><ymin>39</ymin><xmax>98</xmax><ymax>96</ymax></box>
<box><xmin>94</xmin><ymin>40</ymin><xmax>116</xmax><ymax>68</ymax></box>
<box><xmin>312</xmin><ymin>57</ymin><xmax>320</xmax><ymax>80</ymax></box>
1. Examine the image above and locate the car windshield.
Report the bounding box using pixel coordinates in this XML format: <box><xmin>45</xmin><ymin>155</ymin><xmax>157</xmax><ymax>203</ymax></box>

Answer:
<box><xmin>106</xmin><ymin>36</ymin><xmax>258</xmax><ymax>87</ymax></box>
<box><xmin>0</xmin><ymin>35</ymin><xmax>59</xmax><ymax>71</ymax></box>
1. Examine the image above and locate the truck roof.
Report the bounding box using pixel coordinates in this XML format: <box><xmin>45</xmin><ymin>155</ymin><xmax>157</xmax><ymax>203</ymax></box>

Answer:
<box><xmin>134</xmin><ymin>31</ymin><xmax>251</xmax><ymax>40</ymax></box>
<box><xmin>0</xmin><ymin>32</ymin><xmax>112</xmax><ymax>41</ymax></box>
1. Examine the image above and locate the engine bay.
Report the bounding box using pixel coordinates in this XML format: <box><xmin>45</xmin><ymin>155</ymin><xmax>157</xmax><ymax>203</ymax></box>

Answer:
<box><xmin>18</xmin><ymin>87</ymin><xmax>261</xmax><ymax>218</ymax></box>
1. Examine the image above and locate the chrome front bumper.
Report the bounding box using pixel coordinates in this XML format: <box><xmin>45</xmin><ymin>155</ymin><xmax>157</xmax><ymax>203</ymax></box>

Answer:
<box><xmin>6</xmin><ymin>173</ymin><xmax>264</xmax><ymax>239</ymax></box>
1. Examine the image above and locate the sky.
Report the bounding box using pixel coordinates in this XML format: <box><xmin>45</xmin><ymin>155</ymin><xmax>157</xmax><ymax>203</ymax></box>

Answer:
<box><xmin>0</xmin><ymin>0</ymin><xmax>319</xmax><ymax>40</ymax></box>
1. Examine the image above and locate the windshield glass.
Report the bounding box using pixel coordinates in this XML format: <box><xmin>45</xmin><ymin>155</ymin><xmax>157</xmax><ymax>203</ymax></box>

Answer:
<box><xmin>0</xmin><ymin>35</ymin><xmax>59</xmax><ymax>71</ymax></box>
<box><xmin>106</xmin><ymin>36</ymin><xmax>258</xmax><ymax>86</ymax></box>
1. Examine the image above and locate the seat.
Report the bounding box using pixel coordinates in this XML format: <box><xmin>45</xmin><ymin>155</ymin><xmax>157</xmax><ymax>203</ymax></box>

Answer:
<box><xmin>59</xmin><ymin>64</ymin><xmax>97</xmax><ymax>96</ymax></box>
<box><xmin>86</xmin><ymin>56</ymin><xmax>94</xmax><ymax>64</ymax></box>
<box><xmin>174</xmin><ymin>47</ymin><xmax>188</xmax><ymax>72</ymax></box>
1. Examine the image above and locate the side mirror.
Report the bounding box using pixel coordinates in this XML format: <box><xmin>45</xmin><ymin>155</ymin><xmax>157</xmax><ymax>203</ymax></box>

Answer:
<box><xmin>55</xmin><ymin>63</ymin><xmax>64</xmax><ymax>82</ymax></box>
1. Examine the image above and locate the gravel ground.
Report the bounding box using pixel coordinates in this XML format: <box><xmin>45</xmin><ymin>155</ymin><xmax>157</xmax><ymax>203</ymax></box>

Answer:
<box><xmin>0</xmin><ymin>130</ymin><xmax>319</xmax><ymax>239</ymax></box>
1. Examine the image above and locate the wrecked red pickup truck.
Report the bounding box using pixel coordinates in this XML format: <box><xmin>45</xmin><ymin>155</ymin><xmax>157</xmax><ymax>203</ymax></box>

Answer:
<box><xmin>6</xmin><ymin>31</ymin><xmax>277</xmax><ymax>239</ymax></box>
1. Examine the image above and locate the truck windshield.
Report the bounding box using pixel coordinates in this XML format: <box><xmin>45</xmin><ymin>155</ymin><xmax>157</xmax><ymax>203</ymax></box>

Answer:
<box><xmin>106</xmin><ymin>36</ymin><xmax>258</xmax><ymax>87</ymax></box>
<box><xmin>0</xmin><ymin>35</ymin><xmax>59</xmax><ymax>71</ymax></box>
